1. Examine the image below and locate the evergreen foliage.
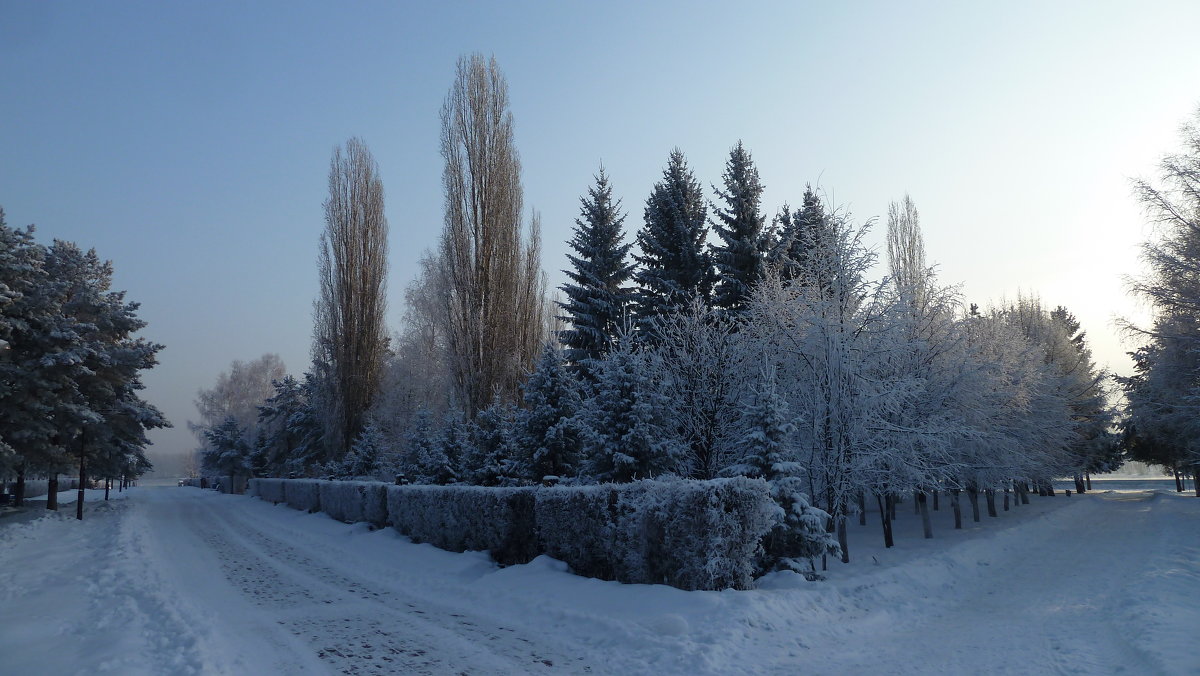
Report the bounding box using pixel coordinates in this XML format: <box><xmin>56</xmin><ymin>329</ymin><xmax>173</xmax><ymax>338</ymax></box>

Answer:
<box><xmin>558</xmin><ymin>169</ymin><xmax>635</xmax><ymax>375</ymax></box>
<box><xmin>521</xmin><ymin>344</ymin><xmax>582</xmax><ymax>480</ymax></box>
<box><xmin>634</xmin><ymin>149</ymin><xmax>714</xmax><ymax>335</ymax></box>
<box><xmin>710</xmin><ymin>142</ymin><xmax>768</xmax><ymax>317</ymax></box>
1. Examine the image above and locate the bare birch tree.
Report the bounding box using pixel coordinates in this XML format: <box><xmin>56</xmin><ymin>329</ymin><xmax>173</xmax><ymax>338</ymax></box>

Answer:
<box><xmin>313</xmin><ymin>137</ymin><xmax>389</xmax><ymax>459</ymax></box>
<box><xmin>438</xmin><ymin>53</ymin><xmax>545</xmax><ymax>416</ymax></box>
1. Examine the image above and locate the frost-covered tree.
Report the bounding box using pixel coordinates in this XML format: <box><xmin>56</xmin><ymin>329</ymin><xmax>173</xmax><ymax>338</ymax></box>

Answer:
<box><xmin>192</xmin><ymin>354</ymin><xmax>285</xmax><ymax>471</ymax></box>
<box><xmin>578</xmin><ymin>337</ymin><xmax>685</xmax><ymax>482</ymax></box>
<box><xmin>634</xmin><ymin>149</ymin><xmax>713</xmax><ymax>335</ymax></box>
<box><xmin>341</xmin><ymin>420</ymin><xmax>386</xmax><ymax>479</ymax></box>
<box><xmin>558</xmin><ymin>169</ymin><xmax>635</xmax><ymax>375</ymax></box>
<box><xmin>256</xmin><ymin>373</ymin><xmax>324</xmax><ymax>476</ymax></box>
<box><xmin>520</xmin><ymin>344</ymin><xmax>583</xmax><ymax>480</ymax></box>
<box><xmin>746</xmin><ymin>207</ymin><xmax>889</xmax><ymax>561</ymax></box>
<box><xmin>467</xmin><ymin>399</ymin><xmax>527</xmax><ymax>486</ymax></box>
<box><xmin>644</xmin><ymin>299</ymin><xmax>748</xmax><ymax>479</ymax></box>
<box><xmin>202</xmin><ymin>416</ymin><xmax>251</xmax><ymax>478</ymax></box>
<box><xmin>710</xmin><ymin>142</ymin><xmax>768</xmax><ymax>318</ymax></box>
<box><xmin>1122</xmin><ymin>107</ymin><xmax>1200</xmax><ymax>485</ymax></box>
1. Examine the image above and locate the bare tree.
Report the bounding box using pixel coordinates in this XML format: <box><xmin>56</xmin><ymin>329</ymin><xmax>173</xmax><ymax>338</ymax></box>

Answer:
<box><xmin>438</xmin><ymin>53</ymin><xmax>545</xmax><ymax>416</ymax></box>
<box><xmin>313</xmin><ymin>137</ymin><xmax>389</xmax><ymax>458</ymax></box>
<box><xmin>190</xmin><ymin>353</ymin><xmax>286</xmax><ymax>460</ymax></box>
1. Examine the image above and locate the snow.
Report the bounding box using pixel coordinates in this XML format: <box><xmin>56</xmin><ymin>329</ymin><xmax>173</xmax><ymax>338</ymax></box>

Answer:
<box><xmin>1</xmin><ymin>483</ymin><xmax>1197</xmax><ymax>674</ymax></box>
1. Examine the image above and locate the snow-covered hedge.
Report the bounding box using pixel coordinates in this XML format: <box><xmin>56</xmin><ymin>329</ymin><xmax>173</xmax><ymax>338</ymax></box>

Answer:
<box><xmin>284</xmin><ymin>479</ymin><xmax>322</xmax><ymax>513</ymax></box>
<box><xmin>535</xmin><ymin>478</ymin><xmax>775</xmax><ymax>590</ymax></box>
<box><xmin>247</xmin><ymin>477</ymin><xmax>775</xmax><ymax>590</ymax></box>
<box><xmin>320</xmin><ymin>481</ymin><xmax>389</xmax><ymax>528</ymax></box>
<box><xmin>386</xmin><ymin>485</ymin><xmax>538</xmax><ymax>565</ymax></box>
<box><xmin>217</xmin><ymin>476</ymin><xmax>243</xmax><ymax>494</ymax></box>
<box><xmin>249</xmin><ymin>478</ymin><xmax>286</xmax><ymax>503</ymax></box>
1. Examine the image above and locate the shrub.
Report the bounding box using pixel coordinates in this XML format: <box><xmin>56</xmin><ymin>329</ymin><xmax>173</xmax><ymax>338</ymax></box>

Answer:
<box><xmin>386</xmin><ymin>485</ymin><xmax>538</xmax><ymax>565</ymax></box>
<box><xmin>284</xmin><ymin>479</ymin><xmax>322</xmax><ymax>513</ymax></box>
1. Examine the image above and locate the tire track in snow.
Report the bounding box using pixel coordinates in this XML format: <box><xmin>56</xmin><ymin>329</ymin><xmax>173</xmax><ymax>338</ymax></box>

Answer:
<box><xmin>171</xmin><ymin>491</ymin><xmax>582</xmax><ymax>674</ymax></box>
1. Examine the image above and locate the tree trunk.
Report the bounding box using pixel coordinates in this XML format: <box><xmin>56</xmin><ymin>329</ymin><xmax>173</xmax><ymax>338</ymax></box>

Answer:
<box><xmin>858</xmin><ymin>492</ymin><xmax>866</xmax><ymax>526</ymax></box>
<box><xmin>838</xmin><ymin>516</ymin><xmax>849</xmax><ymax>564</ymax></box>
<box><xmin>76</xmin><ymin>452</ymin><xmax>86</xmax><ymax>521</ymax></box>
<box><xmin>1074</xmin><ymin>474</ymin><xmax>1086</xmax><ymax>494</ymax></box>
<box><xmin>1174</xmin><ymin>466</ymin><xmax>1184</xmax><ymax>492</ymax></box>
<box><xmin>104</xmin><ymin>478</ymin><xmax>110</xmax><ymax>501</ymax></box>
<box><xmin>918</xmin><ymin>491</ymin><xmax>933</xmax><ymax>539</ymax></box>
<box><xmin>1019</xmin><ymin>482</ymin><xmax>1030</xmax><ymax>505</ymax></box>
<box><xmin>1194</xmin><ymin>470</ymin><xmax>1200</xmax><ymax>498</ymax></box>
<box><xmin>1003</xmin><ymin>488</ymin><xmax>1009</xmax><ymax>511</ymax></box>
<box><xmin>47</xmin><ymin>475</ymin><xmax>58</xmax><ymax>510</ymax></box>
<box><xmin>933</xmin><ymin>489</ymin><xmax>939</xmax><ymax>511</ymax></box>
<box><xmin>877</xmin><ymin>494</ymin><xmax>894</xmax><ymax>548</ymax></box>
<box><xmin>967</xmin><ymin>487</ymin><xmax>980</xmax><ymax>522</ymax></box>
<box><xmin>951</xmin><ymin>489</ymin><xmax>962</xmax><ymax>529</ymax></box>
<box><xmin>985</xmin><ymin>489</ymin><xmax>997</xmax><ymax>518</ymax></box>
<box><xmin>914</xmin><ymin>490</ymin><xmax>921</xmax><ymax>515</ymax></box>
<box><xmin>888</xmin><ymin>494</ymin><xmax>897</xmax><ymax>522</ymax></box>
<box><xmin>1046</xmin><ymin>480</ymin><xmax>1056</xmax><ymax>497</ymax></box>
<box><xmin>1085</xmin><ymin>472</ymin><xmax>1092</xmax><ymax>490</ymax></box>
<box><xmin>14</xmin><ymin>463</ymin><xmax>25</xmax><ymax>507</ymax></box>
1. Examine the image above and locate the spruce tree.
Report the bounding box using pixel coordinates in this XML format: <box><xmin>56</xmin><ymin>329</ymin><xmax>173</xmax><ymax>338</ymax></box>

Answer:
<box><xmin>770</xmin><ymin>185</ymin><xmax>827</xmax><ymax>284</ymax></box>
<box><xmin>558</xmin><ymin>169</ymin><xmax>635</xmax><ymax>375</ymax></box>
<box><xmin>710</xmin><ymin>142</ymin><xmax>767</xmax><ymax>317</ymax></box>
<box><xmin>521</xmin><ymin>344</ymin><xmax>582</xmax><ymax>480</ymax></box>
<box><xmin>634</xmin><ymin>149</ymin><xmax>713</xmax><ymax>336</ymax></box>
<box><xmin>579</xmin><ymin>339</ymin><xmax>683</xmax><ymax>481</ymax></box>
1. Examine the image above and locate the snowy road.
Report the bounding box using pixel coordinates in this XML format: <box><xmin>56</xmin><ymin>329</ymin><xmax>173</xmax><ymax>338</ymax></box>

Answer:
<box><xmin>1</xmin><ymin>485</ymin><xmax>1196</xmax><ymax>675</ymax></box>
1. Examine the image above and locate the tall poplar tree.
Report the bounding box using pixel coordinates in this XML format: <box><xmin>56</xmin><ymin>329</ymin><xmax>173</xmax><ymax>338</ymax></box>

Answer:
<box><xmin>313</xmin><ymin>138</ymin><xmax>389</xmax><ymax>459</ymax></box>
<box><xmin>438</xmin><ymin>53</ymin><xmax>545</xmax><ymax>416</ymax></box>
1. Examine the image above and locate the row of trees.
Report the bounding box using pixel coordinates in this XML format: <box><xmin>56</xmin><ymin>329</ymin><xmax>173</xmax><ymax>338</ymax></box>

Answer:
<box><xmin>192</xmin><ymin>53</ymin><xmax>1118</xmax><ymax>565</ymax></box>
<box><xmin>0</xmin><ymin>209</ymin><xmax>166</xmax><ymax>517</ymax></box>
<box><xmin>1121</xmin><ymin>107</ymin><xmax>1200</xmax><ymax>494</ymax></box>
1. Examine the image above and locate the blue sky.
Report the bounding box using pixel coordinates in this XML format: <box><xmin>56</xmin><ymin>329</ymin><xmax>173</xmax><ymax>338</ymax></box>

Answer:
<box><xmin>3</xmin><ymin>1</ymin><xmax>1199</xmax><ymax>458</ymax></box>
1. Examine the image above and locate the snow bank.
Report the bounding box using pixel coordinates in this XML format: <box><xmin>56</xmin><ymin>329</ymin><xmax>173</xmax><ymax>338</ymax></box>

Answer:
<box><xmin>283</xmin><ymin>479</ymin><xmax>321</xmax><ymax>513</ymax></box>
<box><xmin>386</xmin><ymin>485</ymin><xmax>538</xmax><ymax>566</ymax></box>
<box><xmin>12</xmin><ymin>478</ymin><xmax>81</xmax><ymax>498</ymax></box>
<box><xmin>535</xmin><ymin>478</ymin><xmax>775</xmax><ymax>590</ymax></box>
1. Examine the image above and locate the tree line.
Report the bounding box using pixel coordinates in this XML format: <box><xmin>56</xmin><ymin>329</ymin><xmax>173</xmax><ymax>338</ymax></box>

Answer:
<box><xmin>0</xmin><ymin>210</ymin><xmax>167</xmax><ymax>518</ymax></box>
<box><xmin>1121</xmin><ymin>106</ymin><xmax>1200</xmax><ymax>496</ymax></box>
<box><xmin>192</xmin><ymin>53</ymin><xmax>1120</xmax><ymax>564</ymax></box>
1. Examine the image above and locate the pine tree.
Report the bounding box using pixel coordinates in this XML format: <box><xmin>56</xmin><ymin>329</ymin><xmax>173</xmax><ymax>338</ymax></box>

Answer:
<box><xmin>435</xmin><ymin>408</ymin><xmax>471</xmax><ymax>484</ymax></box>
<box><xmin>521</xmin><ymin>344</ymin><xmax>582</xmax><ymax>480</ymax></box>
<box><xmin>558</xmin><ymin>169</ymin><xmax>635</xmax><ymax>375</ymax></box>
<box><xmin>710</xmin><ymin>142</ymin><xmax>768</xmax><ymax>318</ymax></box>
<box><xmin>634</xmin><ymin>149</ymin><xmax>713</xmax><ymax>336</ymax></box>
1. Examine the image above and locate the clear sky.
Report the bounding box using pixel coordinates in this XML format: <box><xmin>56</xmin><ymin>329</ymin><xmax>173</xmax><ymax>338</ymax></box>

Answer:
<box><xmin>3</xmin><ymin>1</ymin><xmax>1198</xmax><ymax>459</ymax></box>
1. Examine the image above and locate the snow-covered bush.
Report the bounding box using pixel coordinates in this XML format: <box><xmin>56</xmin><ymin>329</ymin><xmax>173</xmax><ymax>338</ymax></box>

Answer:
<box><xmin>284</xmin><ymin>479</ymin><xmax>321</xmax><ymax>513</ymax></box>
<box><xmin>535</xmin><ymin>478</ymin><xmax>776</xmax><ymax>590</ymax></box>
<box><xmin>386</xmin><ymin>485</ymin><xmax>538</xmax><ymax>565</ymax></box>
<box><xmin>250</xmin><ymin>478</ymin><xmax>286</xmax><ymax>503</ymax></box>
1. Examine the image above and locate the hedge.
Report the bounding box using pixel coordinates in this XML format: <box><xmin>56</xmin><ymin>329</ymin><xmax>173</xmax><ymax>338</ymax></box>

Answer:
<box><xmin>246</xmin><ymin>477</ymin><xmax>776</xmax><ymax>591</ymax></box>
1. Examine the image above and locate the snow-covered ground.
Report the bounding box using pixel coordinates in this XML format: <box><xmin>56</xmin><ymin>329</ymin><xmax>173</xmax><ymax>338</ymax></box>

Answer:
<box><xmin>1</xmin><ymin>483</ymin><xmax>1196</xmax><ymax>675</ymax></box>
